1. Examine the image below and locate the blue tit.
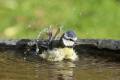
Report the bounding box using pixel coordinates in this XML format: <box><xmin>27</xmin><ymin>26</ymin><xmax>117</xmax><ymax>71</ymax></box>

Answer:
<box><xmin>39</xmin><ymin>31</ymin><xmax>78</xmax><ymax>61</ymax></box>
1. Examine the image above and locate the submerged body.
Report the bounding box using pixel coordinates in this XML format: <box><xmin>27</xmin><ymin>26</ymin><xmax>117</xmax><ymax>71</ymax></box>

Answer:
<box><xmin>39</xmin><ymin>30</ymin><xmax>78</xmax><ymax>61</ymax></box>
<box><xmin>40</xmin><ymin>47</ymin><xmax>78</xmax><ymax>61</ymax></box>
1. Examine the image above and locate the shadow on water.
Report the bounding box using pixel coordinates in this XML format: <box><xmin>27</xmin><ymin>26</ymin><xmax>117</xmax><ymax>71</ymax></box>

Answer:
<box><xmin>0</xmin><ymin>50</ymin><xmax>120</xmax><ymax>80</ymax></box>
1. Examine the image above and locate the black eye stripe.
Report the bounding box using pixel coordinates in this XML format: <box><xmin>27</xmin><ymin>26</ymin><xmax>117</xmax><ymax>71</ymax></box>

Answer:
<box><xmin>69</xmin><ymin>39</ymin><xmax>74</xmax><ymax>41</ymax></box>
<box><xmin>63</xmin><ymin>37</ymin><xmax>74</xmax><ymax>41</ymax></box>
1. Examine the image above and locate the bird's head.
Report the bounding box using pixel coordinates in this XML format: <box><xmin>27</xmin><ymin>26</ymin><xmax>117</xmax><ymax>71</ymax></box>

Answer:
<box><xmin>60</xmin><ymin>31</ymin><xmax>77</xmax><ymax>47</ymax></box>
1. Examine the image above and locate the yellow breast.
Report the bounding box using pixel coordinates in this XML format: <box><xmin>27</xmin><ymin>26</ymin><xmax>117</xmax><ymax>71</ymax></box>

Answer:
<box><xmin>40</xmin><ymin>48</ymin><xmax>78</xmax><ymax>61</ymax></box>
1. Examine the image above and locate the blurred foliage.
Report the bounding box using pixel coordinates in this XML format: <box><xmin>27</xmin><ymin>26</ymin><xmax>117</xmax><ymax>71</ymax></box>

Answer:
<box><xmin>0</xmin><ymin>0</ymin><xmax>120</xmax><ymax>39</ymax></box>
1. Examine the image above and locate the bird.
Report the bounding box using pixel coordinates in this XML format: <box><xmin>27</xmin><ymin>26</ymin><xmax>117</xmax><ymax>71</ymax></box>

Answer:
<box><xmin>39</xmin><ymin>30</ymin><xmax>78</xmax><ymax>61</ymax></box>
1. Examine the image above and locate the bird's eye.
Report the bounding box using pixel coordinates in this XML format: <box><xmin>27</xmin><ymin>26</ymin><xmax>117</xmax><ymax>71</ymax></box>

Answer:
<box><xmin>69</xmin><ymin>39</ymin><xmax>74</xmax><ymax>41</ymax></box>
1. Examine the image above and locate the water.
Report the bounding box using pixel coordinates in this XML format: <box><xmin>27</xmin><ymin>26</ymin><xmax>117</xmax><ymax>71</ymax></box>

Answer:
<box><xmin>0</xmin><ymin>51</ymin><xmax>120</xmax><ymax>80</ymax></box>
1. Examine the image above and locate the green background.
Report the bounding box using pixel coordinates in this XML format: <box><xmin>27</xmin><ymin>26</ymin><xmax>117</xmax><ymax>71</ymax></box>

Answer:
<box><xmin>0</xmin><ymin>0</ymin><xmax>120</xmax><ymax>40</ymax></box>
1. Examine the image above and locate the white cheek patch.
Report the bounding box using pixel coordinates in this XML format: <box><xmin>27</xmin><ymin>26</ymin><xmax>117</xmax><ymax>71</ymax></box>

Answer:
<box><xmin>73</xmin><ymin>37</ymin><xmax>77</xmax><ymax>41</ymax></box>
<box><xmin>62</xmin><ymin>38</ymin><xmax>74</xmax><ymax>46</ymax></box>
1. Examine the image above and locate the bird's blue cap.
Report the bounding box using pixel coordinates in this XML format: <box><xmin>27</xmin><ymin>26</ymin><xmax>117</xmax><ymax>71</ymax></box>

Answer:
<box><xmin>65</xmin><ymin>31</ymin><xmax>76</xmax><ymax>38</ymax></box>
<box><xmin>63</xmin><ymin>30</ymin><xmax>77</xmax><ymax>41</ymax></box>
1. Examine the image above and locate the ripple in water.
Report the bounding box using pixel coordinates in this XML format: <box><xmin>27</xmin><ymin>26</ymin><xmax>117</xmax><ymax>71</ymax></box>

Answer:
<box><xmin>0</xmin><ymin>51</ymin><xmax>120</xmax><ymax>80</ymax></box>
